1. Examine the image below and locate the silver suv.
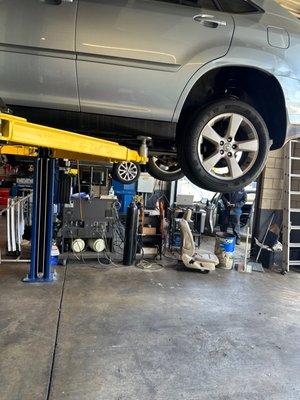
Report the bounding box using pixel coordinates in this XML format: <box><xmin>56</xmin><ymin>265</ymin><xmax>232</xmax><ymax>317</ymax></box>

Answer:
<box><xmin>0</xmin><ymin>0</ymin><xmax>299</xmax><ymax>191</ymax></box>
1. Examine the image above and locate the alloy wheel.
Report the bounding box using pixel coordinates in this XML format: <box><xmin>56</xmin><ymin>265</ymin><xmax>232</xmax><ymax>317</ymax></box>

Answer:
<box><xmin>117</xmin><ymin>162</ymin><xmax>139</xmax><ymax>182</ymax></box>
<box><xmin>198</xmin><ymin>113</ymin><xmax>259</xmax><ymax>181</ymax></box>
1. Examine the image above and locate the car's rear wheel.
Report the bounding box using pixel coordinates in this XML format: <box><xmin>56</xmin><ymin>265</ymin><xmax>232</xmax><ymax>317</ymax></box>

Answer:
<box><xmin>178</xmin><ymin>100</ymin><xmax>270</xmax><ymax>193</ymax></box>
<box><xmin>112</xmin><ymin>162</ymin><xmax>140</xmax><ymax>184</ymax></box>
<box><xmin>147</xmin><ymin>155</ymin><xmax>183</xmax><ymax>181</ymax></box>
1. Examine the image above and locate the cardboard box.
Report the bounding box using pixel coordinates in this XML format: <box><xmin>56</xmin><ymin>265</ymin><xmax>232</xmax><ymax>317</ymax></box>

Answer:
<box><xmin>142</xmin><ymin>227</ymin><xmax>157</xmax><ymax>235</ymax></box>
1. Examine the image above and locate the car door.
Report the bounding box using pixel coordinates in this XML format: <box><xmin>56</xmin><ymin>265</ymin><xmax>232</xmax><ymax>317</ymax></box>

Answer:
<box><xmin>0</xmin><ymin>0</ymin><xmax>79</xmax><ymax>111</ymax></box>
<box><xmin>76</xmin><ymin>0</ymin><xmax>234</xmax><ymax>121</ymax></box>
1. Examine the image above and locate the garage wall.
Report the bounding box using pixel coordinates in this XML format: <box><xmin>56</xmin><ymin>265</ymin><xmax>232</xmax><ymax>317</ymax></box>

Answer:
<box><xmin>259</xmin><ymin>148</ymin><xmax>284</xmax><ymax>212</ymax></box>
<box><xmin>255</xmin><ymin>141</ymin><xmax>300</xmax><ymax>244</ymax></box>
<box><xmin>259</xmin><ymin>142</ymin><xmax>300</xmax><ymax>213</ymax></box>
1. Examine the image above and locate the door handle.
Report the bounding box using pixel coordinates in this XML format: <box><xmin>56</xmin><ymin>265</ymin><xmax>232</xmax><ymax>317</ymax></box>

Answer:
<box><xmin>194</xmin><ymin>14</ymin><xmax>227</xmax><ymax>28</ymax></box>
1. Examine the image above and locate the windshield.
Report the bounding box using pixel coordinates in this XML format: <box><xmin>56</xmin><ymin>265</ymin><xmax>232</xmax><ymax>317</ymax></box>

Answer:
<box><xmin>277</xmin><ymin>0</ymin><xmax>300</xmax><ymax>17</ymax></box>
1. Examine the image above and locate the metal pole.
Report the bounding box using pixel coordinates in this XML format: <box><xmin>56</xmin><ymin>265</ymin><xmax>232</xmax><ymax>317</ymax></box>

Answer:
<box><xmin>24</xmin><ymin>152</ymin><xmax>56</xmax><ymax>283</ymax></box>
<box><xmin>27</xmin><ymin>158</ymin><xmax>39</xmax><ymax>281</ymax></box>
<box><xmin>43</xmin><ymin>158</ymin><xmax>55</xmax><ymax>281</ymax></box>
<box><xmin>123</xmin><ymin>202</ymin><xmax>138</xmax><ymax>266</ymax></box>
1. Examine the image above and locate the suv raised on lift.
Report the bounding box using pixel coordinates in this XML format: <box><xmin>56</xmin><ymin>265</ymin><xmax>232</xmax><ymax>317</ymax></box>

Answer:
<box><xmin>0</xmin><ymin>0</ymin><xmax>299</xmax><ymax>191</ymax></box>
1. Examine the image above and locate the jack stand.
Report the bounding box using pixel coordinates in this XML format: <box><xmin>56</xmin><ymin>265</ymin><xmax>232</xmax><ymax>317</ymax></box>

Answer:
<box><xmin>23</xmin><ymin>149</ymin><xmax>56</xmax><ymax>283</ymax></box>
<box><xmin>137</xmin><ymin>136</ymin><xmax>151</xmax><ymax>158</ymax></box>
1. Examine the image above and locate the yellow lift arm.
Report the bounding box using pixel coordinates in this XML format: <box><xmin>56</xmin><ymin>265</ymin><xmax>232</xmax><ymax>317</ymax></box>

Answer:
<box><xmin>0</xmin><ymin>112</ymin><xmax>148</xmax><ymax>164</ymax></box>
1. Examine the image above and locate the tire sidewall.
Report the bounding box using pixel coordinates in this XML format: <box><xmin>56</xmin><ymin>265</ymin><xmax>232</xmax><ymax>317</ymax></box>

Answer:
<box><xmin>180</xmin><ymin>100</ymin><xmax>270</xmax><ymax>192</ymax></box>
<box><xmin>147</xmin><ymin>156</ymin><xmax>184</xmax><ymax>182</ymax></box>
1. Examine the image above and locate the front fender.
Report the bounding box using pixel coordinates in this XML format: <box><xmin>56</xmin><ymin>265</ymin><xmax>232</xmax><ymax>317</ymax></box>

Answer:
<box><xmin>172</xmin><ymin>57</ymin><xmax>285</xmax><ymax>123</ymax></box>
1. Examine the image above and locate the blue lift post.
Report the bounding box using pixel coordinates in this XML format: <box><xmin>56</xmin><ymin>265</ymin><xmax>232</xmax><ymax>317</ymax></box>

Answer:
<box><xmin>23</xmin><ymin>150</ymin><xmax>56</xmax><ymax>283</ymax></box>
<box><xmin>112</xmin><ymin>180</ymin><xmax>137</xmax><ymax>213</ymax></box>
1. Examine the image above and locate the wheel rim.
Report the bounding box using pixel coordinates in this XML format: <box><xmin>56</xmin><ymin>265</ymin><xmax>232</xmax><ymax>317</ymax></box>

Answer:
<box><xmin>152</xmin><ymin>155</ymin><xmax>181</xmax><ymax>174</ymax></box>
<box><xmin>117</xmin><ymin>162</ymin><xmax>138</xmax><ymax>182</ymax></box>
<box><xmin>198</xmin><ymin>113</ymin><xmax>259</xmax><ymax>181</ymax></box>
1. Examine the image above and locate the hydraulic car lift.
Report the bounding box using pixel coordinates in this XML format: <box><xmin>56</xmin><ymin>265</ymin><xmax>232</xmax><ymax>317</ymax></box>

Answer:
<box><xmin>0</xmin><ymin>112</ymin><xmax>148</xmax><ymax>282</ymax></box>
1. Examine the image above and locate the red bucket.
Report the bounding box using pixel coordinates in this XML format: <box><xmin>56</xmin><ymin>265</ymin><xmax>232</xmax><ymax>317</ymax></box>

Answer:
<box><xmin>0</xmin><ymin>188</ymin><xmax>10</xmax><ymax>206</ymax></box>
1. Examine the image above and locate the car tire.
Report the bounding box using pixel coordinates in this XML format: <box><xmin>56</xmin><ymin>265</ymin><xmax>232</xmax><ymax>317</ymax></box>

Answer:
<box><xmin>178</xmin><ymin>99</ymin><xmax>270</xmax><ymax>193</ymax></box>
<box><xmin>147</xmin><ymin>155</ymin><xmax>184</xmax><ymax>182</ymax></box>
<box><xmin>112</xmin><ymin>162</ymin><xmax>141</xmax><ymax>184</ymax></box>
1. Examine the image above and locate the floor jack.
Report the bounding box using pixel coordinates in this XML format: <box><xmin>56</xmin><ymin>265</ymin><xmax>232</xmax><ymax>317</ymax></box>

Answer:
<box><xmin>0</xmin><ymin>111</ymin><xmax>148</xmax><ymax>282</ymax></box>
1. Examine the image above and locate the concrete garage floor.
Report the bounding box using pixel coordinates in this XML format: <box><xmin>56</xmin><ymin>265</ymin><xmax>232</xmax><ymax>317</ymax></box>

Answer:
<box><xmin>1</xmin><ymin>252</ymin><xmax>300</xmax><ymax>400</ymax></box>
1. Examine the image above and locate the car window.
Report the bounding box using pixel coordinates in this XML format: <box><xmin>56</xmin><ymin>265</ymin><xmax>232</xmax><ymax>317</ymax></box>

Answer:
<box><xmin>154</xmin><ymin>0</ymin><xmax>218</xmax><ymax>10</ymax></box>
<box><xmin>218</xmin><ymin>0</ymin><xmax>259</xmax><ymax>13</ymax></box>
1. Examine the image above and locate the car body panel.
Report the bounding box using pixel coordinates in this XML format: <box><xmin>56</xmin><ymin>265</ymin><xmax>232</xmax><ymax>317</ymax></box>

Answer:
<box><xmin>173</xmin><ymin>6</ymin><xmax>300</xmax><ymax>140</ymax></box>
<box><xmin>277</xmin><ymin>0</ymin><xmax>300</xmax><ymax>18</ymax></box>
<box><xmin>226</xmin><ymin>8</ymin><xmax>300</xmax><ymax>138</ymax></box>
<box><xmin>0</xmin><ymin>0</ymin><xmax>79</xmax><ymax>110</ymax></box>
<box><xmin>0</xmin><ymin>52</ymin><xmax>79</xmax><ymax>111</ymax></box>
<box><xmin>256</xmin><ymin>0</ymin><xmax>299</xmax><ymax>19</ymax></box>
<box><xmin>76</xmin><ymin>0</ymin><xmax>234</xmax><ymax>120</ymax></box>
<box><xmin>276</xmin><ymin>76</ymin><xmax>300</xmax><ymax>138</ymax></box>
<box><xmin>0</xmin><ymin>0</ymin><xmax>299</xmax><ymax>143</ymax></box>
